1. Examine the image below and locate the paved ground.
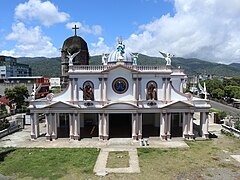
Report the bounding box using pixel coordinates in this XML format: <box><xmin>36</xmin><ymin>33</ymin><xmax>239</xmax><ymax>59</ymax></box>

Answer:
<box><xmin>94</xmin><ymin>147</ymin><xmax>140</xmax><ymax>175</ymax></box>
<box><xmin>0</xmin><ymin>124</ymin><xmax>189</xmax><ymax>148</ymax></box>
<box><xmin>209</xmin><ymin>100</ymin><xmax>240</xmax><ymax>116</ymax></box>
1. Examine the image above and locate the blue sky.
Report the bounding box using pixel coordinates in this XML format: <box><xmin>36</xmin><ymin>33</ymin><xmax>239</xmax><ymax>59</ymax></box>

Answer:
<box><xmin>0</xmin><ymin>0</ymin><xmax>240</xmax><ymax>64</ymax></box>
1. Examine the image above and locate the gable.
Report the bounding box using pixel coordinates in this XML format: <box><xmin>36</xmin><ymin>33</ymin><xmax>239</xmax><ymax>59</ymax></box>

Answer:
<box><xmin>162</xmin><ymin>101</ymin><xmax>194</xmax><ymax>109</ymax></box>
<box><xmin>42</xmin><ymin>101</ymin><xmax>78</xmax><ymax>109</ymax></box>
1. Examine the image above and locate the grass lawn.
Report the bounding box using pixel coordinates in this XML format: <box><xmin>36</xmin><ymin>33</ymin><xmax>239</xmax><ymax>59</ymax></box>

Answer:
<box><xmin>106</xmin><ymin>151</ymin><xmax>129</xmax><ymax>168</ymax></box>
<box><xmin>0</xmin><ymin>148</ymin><xmax>99</xmax><ymax>180</ymax></box>
<box><xmin>0</xmin><ymin>135</ymin><xmax>239</xmax><ymax>179</ymax></box>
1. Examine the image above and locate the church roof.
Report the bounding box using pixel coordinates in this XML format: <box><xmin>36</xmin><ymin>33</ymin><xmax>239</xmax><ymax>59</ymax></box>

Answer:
<box><xmin>61</xmin><ymin>35</ymin><xmax>89</xmax><ymax>65</ymax></box>
<box><xmin>62</xmin><ymin>36</ymin><xmax>88</xmax><ymax>51</ymax></box>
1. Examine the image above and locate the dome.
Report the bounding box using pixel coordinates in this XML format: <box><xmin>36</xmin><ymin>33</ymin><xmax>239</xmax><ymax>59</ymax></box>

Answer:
<box><xmin>107</xmin><ymin>40</ymin><xmax>134</xmax><ymax>65</ymax></box>
<box><xmin>61</xmin><ymin>35</ymin><xmax>89</xmax><ymax>65</ymax></box>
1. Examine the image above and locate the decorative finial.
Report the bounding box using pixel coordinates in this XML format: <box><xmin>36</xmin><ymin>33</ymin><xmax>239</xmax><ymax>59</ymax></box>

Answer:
<box><xmin>72</xmin><ymin>24</ymin><xmax>79</xmax><ymax>36</ymax></box>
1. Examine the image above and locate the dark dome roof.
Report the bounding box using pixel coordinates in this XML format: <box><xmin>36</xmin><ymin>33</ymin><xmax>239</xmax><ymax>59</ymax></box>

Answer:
<box><xmin>61</xmin><ymin>35</ymin><xmax>89</xmax><ymax>65</ymax></box>
<box><xmin>62</xmin><ymin>36</ymin><xmax>88</xmax><ymax>52</ymax></box>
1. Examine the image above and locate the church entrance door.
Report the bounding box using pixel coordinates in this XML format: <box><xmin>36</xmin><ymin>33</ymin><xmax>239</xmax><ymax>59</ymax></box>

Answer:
<box><xmin>109</xmin><ymin>114</ymin><xmax>132</xmax><ymax>138</ymax></box>
<box><xmin>57</xmin><ymin>113</ymin><xmax>70</xmax><ymax>138</ymax></box>
<box><xmin>171</xmin><ymin>113</ymin><xmax>183</xmax><ymax>137</ymax></box>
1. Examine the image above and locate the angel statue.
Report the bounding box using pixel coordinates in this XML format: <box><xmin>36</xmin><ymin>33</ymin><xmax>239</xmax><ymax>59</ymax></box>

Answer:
<box><xmin>159</xmin><ymin>51</ymin><xmax>174</xmax><ymax>66</ymax></box>
<box><xmin>67</xmin><ymin>50</ymin><xmax>80</xmax><ymax>65</ymax></box>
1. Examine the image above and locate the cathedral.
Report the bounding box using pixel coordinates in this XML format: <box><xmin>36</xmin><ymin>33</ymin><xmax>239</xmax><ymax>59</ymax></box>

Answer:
<box><xmin>28</xmin><ymin>29</ymin><xmax>211</xmax><ymax>141</ymax></box>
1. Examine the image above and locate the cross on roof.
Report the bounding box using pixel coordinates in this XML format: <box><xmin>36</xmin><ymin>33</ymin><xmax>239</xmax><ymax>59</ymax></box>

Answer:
<box><xmin>72</xmin><ymin>24</ymin><xmax>79</xmax><ymax>36</ymax></box>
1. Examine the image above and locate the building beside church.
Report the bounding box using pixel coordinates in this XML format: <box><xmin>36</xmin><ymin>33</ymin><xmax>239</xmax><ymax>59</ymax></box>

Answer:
<box><xmin>0</xmin><ymin>56</ymin><xmax>31</xmax><ymax>78</ymax></box>
<box><xmin>28</xmin><ymin>31</ymin><xmax>211</xmax><ymax>141</ymax></box>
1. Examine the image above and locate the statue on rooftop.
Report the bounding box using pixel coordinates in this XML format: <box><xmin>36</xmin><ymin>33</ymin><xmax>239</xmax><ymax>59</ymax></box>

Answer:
<box><xmin>117</xmin><ymin>38</ymin><xmax>125</xmax><ymax>61</ymax></box>
<box><xmin>159</xmin><ymin>51</ymin><xmax>174</xmax><ymax>66</ymax></box>
<box><xmin>67</xmin><ymin>50</ymin><xmax>81</xmax><ymax>65</ymax></box>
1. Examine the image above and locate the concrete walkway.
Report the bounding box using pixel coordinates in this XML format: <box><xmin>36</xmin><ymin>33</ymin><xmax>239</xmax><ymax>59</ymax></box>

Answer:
<box><xmin>94</xmin><ymin>147</ymin><xmax>140</xmax><ymax>175</ymax></box>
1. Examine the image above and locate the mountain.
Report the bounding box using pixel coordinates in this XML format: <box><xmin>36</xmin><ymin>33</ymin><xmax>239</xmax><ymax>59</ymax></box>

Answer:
<box><xmin>18</xmin><ymin>57</ymin><xmax>61</xmax><ymax>77</ymax></box>
<box><xmin>229</xmin><ymin>63</ymin><xmax>240</xmax><ymax>69</ymax></box>
<box><xmin>17</xmin><ymin>55</ymin><xmax>240</xmax><ymax>77</ymax></box>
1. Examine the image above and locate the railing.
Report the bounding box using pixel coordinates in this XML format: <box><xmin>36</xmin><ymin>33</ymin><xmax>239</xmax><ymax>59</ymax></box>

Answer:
<box><xmin>222</xmin><ymin>124</ymin><xmax>240</xmax><ymax>137</ymax></box>
<box><xmin>70</xmin><ymin>65</ymin><xmax>174</xmax><ymax>72</ymax></box>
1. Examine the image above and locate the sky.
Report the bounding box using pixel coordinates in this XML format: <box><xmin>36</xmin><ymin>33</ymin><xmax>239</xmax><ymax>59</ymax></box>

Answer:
<box><xmin>0</xmin><ymin>0</ymin><xmax>240</xmax><ymax>64</ymax></box>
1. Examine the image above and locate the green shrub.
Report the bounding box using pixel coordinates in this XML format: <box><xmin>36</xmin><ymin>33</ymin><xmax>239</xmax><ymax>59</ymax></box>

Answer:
<box><xmin>0</xmin><ymin>118</ymin><xmax>10</xmax><ymax>131</ymax></box>
<box><xmin>234</xmin><ymin>120</ymin><xmax>240</xmax><ymax>131</ymax></box>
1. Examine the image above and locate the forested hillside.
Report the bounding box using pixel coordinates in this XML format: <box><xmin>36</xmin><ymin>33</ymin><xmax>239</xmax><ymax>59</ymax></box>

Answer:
<box><xmin>17</xmin><ymin>55</ymin><xmax>240</xmax><ymax>77</ymax></box>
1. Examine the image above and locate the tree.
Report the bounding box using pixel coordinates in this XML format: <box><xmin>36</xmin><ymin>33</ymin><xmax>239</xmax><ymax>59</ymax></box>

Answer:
<box><xmin>4</xmin><ymin>85</ymin><xmax>29</xmax><ymax>109</ymax></box>
<box><xmin>203</xmin><ymin>78</ymin><xmax>224</xmax><ymax>95</ymax></box>
<box><xmin>223</xmin><ymin>78</ymin><xmax>240</xmax><ymax>87</ymax></box>
<box><xmin>212</xmin><ymin>88</ymin><xmax>224</xmax><ymax>99</ymax></box>
<box><xmin>224</xmin><ymin>86</ymin><xmax>240</xmax><ymax>99</ymax></box>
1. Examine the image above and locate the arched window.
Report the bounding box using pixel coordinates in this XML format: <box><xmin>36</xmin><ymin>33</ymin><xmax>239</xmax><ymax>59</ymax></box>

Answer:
<box><xmin>82</xmin><ymin>81</ymin><xmax>94</xmax><ymax>100</ymax></box>
<box><xmin>146</xmin><ymin>81</ymin><xmax>157</xmax><ymax>100</ymax></box>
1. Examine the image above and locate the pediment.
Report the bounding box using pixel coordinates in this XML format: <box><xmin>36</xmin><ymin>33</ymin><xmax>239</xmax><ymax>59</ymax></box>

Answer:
<box><xmin>103</xmin><ymin>102</ymin><xmax>138</xmax><ymax>109</ymax></box>
<box><xmin>102</xmin><ymin>64</ymin><xmax>138</xmax><ymax>73</ymax></box>
<box><xmin>162</xmin><ymin>101</ymin><xmax>194</xmax><ymax>108</ymax></box>
<box><xmin>42</xmin><ymin>101</ymin><xmax>78</xmax><ymax>109</ymax></box>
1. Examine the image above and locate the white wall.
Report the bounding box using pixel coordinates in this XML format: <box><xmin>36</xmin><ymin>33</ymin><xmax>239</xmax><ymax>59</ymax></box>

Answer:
<box><xmin>107</xmin><ymin>67</ymin><xmax>134</xmax><ymax>101</ymax></box>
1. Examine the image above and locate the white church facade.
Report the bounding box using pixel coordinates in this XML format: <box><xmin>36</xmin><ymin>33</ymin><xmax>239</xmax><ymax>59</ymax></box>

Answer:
<box><xmin>28</xmin><ymin>32</ymin><xmax>211</xmax><ymax>141</ymax></box>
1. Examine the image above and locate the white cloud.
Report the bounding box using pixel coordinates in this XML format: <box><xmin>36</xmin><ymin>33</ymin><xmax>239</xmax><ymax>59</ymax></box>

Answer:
<box><xmin>15</xmin><ymin>0</ymin><xmax>69</xmax><ymax>26</ymax></box>
<box><xmin>1</xmin><ymin>22</ymin><xmax>58</xmax><ymax>57</ymax></box>
<box><xmin>90</xmin><ymin>37</ymin><xmax>112</xmax><ymax>55</ymax></box>
<box><xmin>66</xmin><ymin>22</ymin><xmax>102</xmax><ymax>36</ymax></box>
<box><xmin>124</xmin><ymin>0</ymin><xmax>240</xmax><ymax>64</ymax></box>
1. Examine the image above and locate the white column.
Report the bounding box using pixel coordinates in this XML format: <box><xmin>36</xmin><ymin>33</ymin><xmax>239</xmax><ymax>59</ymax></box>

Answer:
<box><xmin>182</xmin><ymin>113</ymin><xmax>186</xmax><ymax>138</ymax></box>
<box><xmin>133</xmin><ymin>78</ymin><xmax>137</xmax><ymax>100</ymax></box>
<box><xmin>138</xmin><ymin>78</ymin><xmax>142</xmax><ymax>101</ymax></box>
<box><xmin>69</xmin><ymin>113</ymin><xmax>74</xmax><ymax>139</ymax></box>
<box><xmin>74</xmin><ymin>78</ymin><xmax>78</xmax><ymax>102</ymax></box>
<box><xmin>30</xmin><ymin>113</ymin><xmax>36</xmax><ymax>139</ymax></box>
<box><xmin>162</xmin><ymin>78</ymin><xmax>166</xmax><ymax>101</ymax></box>
<box><xmin>160</xmin><ymin>113</ymin><xmax>166</xmax><ymax>140</ymax></box>
<box><xmin>183</xmin><ymin>112</ymin><xmax>189</xmax><ymax>139</ymax></box>
<box><xmin>77</xmin><ymin>113</ymin><xmax>81</xmax><ymax>136</ymax></box>
<box><xmin>99</xmin><ymin>78</ymin><xmax>103</xmax><ymax>102</ymax></box>
<box><xmin>132</xmin><ymin>113</ymin><xmax>137</xmax><ymax>140</ymax></box>
<box><xmin>70</xmin><ymin>78</ymin><xmax>74</xmax><ymax>101</ymax></box>
<box><xmin>51</xmin><ymin>113</ymin><xmax>56</xmax><ymax>140</ymax></box>
<box><xmin>103</xmin><ymin>113</ymin><xmax>109</xmax><ymax>140</ymax></box>
<box><xmin>34</xmin><ymin>113</ymin><xmax>39</xmax><ymax>138</ymax></box>
<box><xmin>202</xmin><ymin>112</ymin><xmax>209</xmax><ymax>139</ymax></box>
<box><xmin>103</xmin><ymin>78</ymin><xmax>107</xmax><ymax>102</ymax></box>
<box><xmin>138</xmin><ymin>113</ymin><xmax>142</xmax><ymax>139</ymax></box>
<box><xmin>167</xmin><ymin>78</ymin><xmax>171</xmax><ymax>101</ymax></box>
<box><xmin>45</xmin><ymin>113</ymin><xmax>51</xmax><ymax>141</ymax></box>
<box><xmin>189</xmin><ymin>112</ymin><xmax>194</xmax><ymax>139</ymax></box>
<box><xmin>49</xmin><ymin>113</ymin><xmax>53</xmax><ymax>138</ymax></box>
<box><xmin>166</xmin><ymin>113</ymin><xmax>171</xmax><ymax>140</ymax></box>
<box><xmin>55</xmin><ymin>113</ymin><xmax>58</xmax><ymax>138</ymax></box>
<box><xmin>98</xmin><ymin>113</ymin><xmax>103</xmax><ymax>140</ymax></box>
<box><xmin>199</xmin><ymin>112</ymin><xmax>203</xmax><ymax>137</ymax></box>
<box><xmin>74</xmin><ymin>113</ymin><xmax>79</xmax><ymax>140</ymax></box>
<box><xmin>180</xmin><ymin>78</ymin><xmax>184</xmax><ymax>93</ymax></box>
